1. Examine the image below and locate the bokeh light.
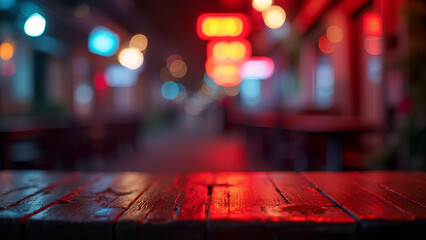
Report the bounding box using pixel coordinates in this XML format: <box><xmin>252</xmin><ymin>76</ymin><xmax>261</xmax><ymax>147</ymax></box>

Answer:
<box><xmin>210</xmin><ymin>64</ymin><xmax>242</xmax><ymax>87</ymax></box>
<box><xmin>365</xmin><ymin>37</ymin><xmax>382</xmax><ymax>55</ymax></box>
<box><xmin>2</xmin><ymin>60</ymin><xmax>16</xmax><ymax>77</ymax></box>
<box><xmin>160</xmin><ymin>66</ymin><xmax>175</xmax><ymax>82</ymax></box>
<box><xmin>168</xmin><ymin>59</ymin><xmax>187</xmax><ymax>78</ymax></box>
<box><xmin>252</xmin><ymin>0</ymin><xmax>273</xmax><ymax>12</ymax></box>
<box><xmin>105</xmin><ymin>64</ymin><xmax>140</xmax><ymax>87</ymax></box>
<box><xmin>208</xmin><ymin>39</ymin><xmax>251</xmax><ymax>63</ymax></box>
<box><xmin>161</xmin><ymin>81</ymin><xmax>179</xmax><ymax>100</ymax></box>
<box><xmin>172</xmin><ymin>84</ymin><xmax>187</xmax><ymax>104</ymax></box>
<box><xmin>262</xmin><ymin>5</ymin><xmax>286</xmax><ymax>29</ymax></box>
<box><xmin>241</xmin><ymin>57</ymin><xmax>274</xmax><ymax>80</ymax></box>
<box><xmin>0</xmin><ymin>0</ymin><xmax>15</xmax><ymax>9</ymax></box>
<box><xmin>0</xmin><ymin>42</ymin><xmax>14</xmax><ymax>61</ymax></box>
<box><xmin>318</xmin><ymin>35</ymin><xmax>335</xmax><ymax>54</ymax></box>
<box><xmin>363</xmin><ymin>12</ymin><xmax>382</xmax><ymax>37</ymax></box>
<box><xmin>88</xmin><ymin>26</ymin><xmax>119</xmax><ymax>56</ymax></box>
<box><xmin>24</xmin><ymin>13</ymin><xmax>46</xmax><ymax>37</ymax></box>
<box><xmin>129</xmin><ymin>34</ymin><xmax>148</xmax><ymax>52</ymax></box>
<box><xmin>74</xmin><ymin>82</ymin><xmax>93</xmax><ymax>104</ymax></box>
<box><xmin>197</xmin><ymin>14</ymin><xmax>249</xmax><ymax>39</ymax></box>
<box><xmin>118</xmin><ymin>48</ymin><xmax>144</xmax><ymax>70</ymax></box>
<box><xmin>166</xmin><ymin>54</ymin><xmax>183</xmax><ymax>68</ymax></box>
<box><xmin>326</xmin><ymin>26</ymin><xmax>343</xmax><ymax>43</ymax></box>
<box><xmin>94</xmin><ymin>72</ymin><xmax>108</xmax><ymax>90</ymax></box>
<box><xmin>74</xmin><ymin>4</ymin><xmax>90</xmax><ymax>18</ymax></box>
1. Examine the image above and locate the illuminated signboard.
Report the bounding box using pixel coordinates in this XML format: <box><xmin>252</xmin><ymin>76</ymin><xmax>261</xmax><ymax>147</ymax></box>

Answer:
<box><xmin>197</xmin><ymin>13</ymin><xmax>250</xmax><ymax>40</ymax></box>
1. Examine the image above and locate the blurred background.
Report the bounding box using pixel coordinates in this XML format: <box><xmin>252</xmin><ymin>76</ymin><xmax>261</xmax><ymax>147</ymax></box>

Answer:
<box><xmin>0</xmin><ymin>0</ymin><xmax>425</xmax><ymax>172</ymax></box>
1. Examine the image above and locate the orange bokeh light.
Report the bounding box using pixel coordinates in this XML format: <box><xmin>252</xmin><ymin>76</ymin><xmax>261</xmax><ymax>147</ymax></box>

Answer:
<box><xmin>326</xmin><ymin>26</ymin><xmax>343</xmax><ymax>43</ymax></box>
<box><xmin>205</xmin><ymin>60</ymin><xmax>242</xmax><ymax>87</ymax></box>
<box><xmin>197</xmin><ymin>13</ymin><xmax>250</xmax><ymax>40</ymax></box>
<box><xmin>207</xmin><ymin>39</ymin><xmax>251</xmax><ymax>63</ymax></box>
<box><xmin>318</xmin><ymin>35</ymin><xmax>335</xmax><ymax>54</ymax></box>
<box><xmin>0</xmin><ymin>42</ymin><xmax>14</xmax><ymax>61</ymax></box>
<box><xmin>363</xmin><ymin>12</ymin><xmax>382</xmax><ymax>37</ymax></box>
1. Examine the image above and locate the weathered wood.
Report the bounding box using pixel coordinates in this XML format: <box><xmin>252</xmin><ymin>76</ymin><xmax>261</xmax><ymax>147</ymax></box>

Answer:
<box><xmin>0</xmin><ymin>171</ymin><xmax>102</xmax><ymax>240</ymax></box>
<box><xmin>25</xmin><ymin>172</ymin><xmax>153</xmax><ymax>240</ymax></box>
<box><xmin>302</xmin><ymin>171</ymin><xmax>426</xmax><ymax>240</ymax></box>
<box><xmin>0</xmin><ymin>170</ymin><xmax>76</xmax><ymax>209</ymax></box>
<box><xmin>116</xmin><ymin>173</ymin><xmax>213</xmax><ymax>240</ymax></box>
<box><xmin>208</xmin><ymin>172</ymin><xmax>356</xmax><ymax>240</ymax></box>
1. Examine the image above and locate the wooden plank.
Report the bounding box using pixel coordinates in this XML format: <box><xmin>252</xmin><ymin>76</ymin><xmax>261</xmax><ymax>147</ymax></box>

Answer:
<box><xmin>350</xmin><ymin>172</ymin><xmax>426</xmax><ymax>219</ymax></box>
<box><xmin>116</xmin><ymin>173</ymin><xmax>213</xmax><ymax>240</ymax></box>
<box><xmin>358</xmin><ymin>171</ymin><xmax>426</xmax><ymax>207</ymax></box>
<box><xmin>302</xmin><ymin>172</ymin><xmax>426</xmax><ymax>240</ymax></box>
<box><xmin>25</xmin><ymin>172</ymin><xmax>154</xmax><ymax>240</ymax></box>
<box><xmin>0</xmin><ymin>170</ymin><xmax>77</xmax><ymax>209</ymax></box>
<box><xmin>208</xmin><ymin>172</ymin><xmax>356</xmax><ymax>240</ymax></box>
<box><xmin>0</xmin><ymin>172</ymin><xmax>103</xmax><ymax>240</ymax></box>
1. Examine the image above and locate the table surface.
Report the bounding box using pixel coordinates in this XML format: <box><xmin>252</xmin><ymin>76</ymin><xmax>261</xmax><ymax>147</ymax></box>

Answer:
<box><xmin>0</xmin><ymin>171</ymin><xmax>425</xmax><ymax>240</ymax></box>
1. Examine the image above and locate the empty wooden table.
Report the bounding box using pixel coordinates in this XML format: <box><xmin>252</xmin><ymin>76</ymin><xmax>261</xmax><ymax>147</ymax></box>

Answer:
<box><xmin>0</xmin><ymin>171</ymin><xmax>424</xmax><ymax>240</ymax></box>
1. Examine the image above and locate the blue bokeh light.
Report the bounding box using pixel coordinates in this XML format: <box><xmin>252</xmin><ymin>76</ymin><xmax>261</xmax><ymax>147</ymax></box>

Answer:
<box><xmin>88</xmin><ymin>26</ymin><xmax>119</xmax><ymax>57</ymax></box>
<box><xmin>161</xmin><ymin>81</ymin><xmax>179</xmax><ymax>100</ymax></box>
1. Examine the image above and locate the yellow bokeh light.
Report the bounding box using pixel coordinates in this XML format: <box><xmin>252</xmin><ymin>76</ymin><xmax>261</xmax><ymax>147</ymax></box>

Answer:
<box><xmin>262</xmin><ymin>5</ymin><xmax>286</xmax><ymax>29</ymax></box>
<box><xmin>252</xmin><ymin>0</ymin><xmax>273</xmax><ymax>12</ymax></box>
<box><xmin>213</xmin><ymin>41</ymin><xmax>246</xmax><ymax>61</ymax></box>
<box><xmin>326</xmin><ymin>26</ymin><xmax>343</xmax><ymax>43</ymax></box>
<box><xmin>202</xmin><ymin>17</ymin><xmax>243</xmax><ymax>37</ymax></box>
<box><xmin>129</xmin><ymin>34</ymin><xmax>148</xmax><ymax>52</ymax></box>
<box><xmin>118</xmin><ymin>48</ymin><xmax>144</xmax><ymax>70</ymax></box>
<box><xmin>0</xmin><ymin>42</ymin><xmax>14</xmax><ymax>61</ymax></box>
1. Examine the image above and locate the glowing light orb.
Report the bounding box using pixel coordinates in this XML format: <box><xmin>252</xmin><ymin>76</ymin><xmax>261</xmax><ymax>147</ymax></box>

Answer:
<box><xmin>105</xmin><ymin>64</ymin><xmax>140</xmax><ymax>87</ymax></box>
<box><xmin>241</xmin><ymin>57</ymin><xmax>274</xmax><ymax>80</ymax></box>
<box><xmin>118</xmin><ymin>48</ymin><xmax>144</xmax><ymax>70</ymax></box>
<box><xmin>74</xmin><ymin>82</ymin><xmax>93</xmax><ymax>104</ymax></box>
<box><xmin>88</xmin><ymin>26</ymin><xmax>119</xmax><ymax>56</ymax></box>
<box><xmin>208</xmin><ymin>39</ymin><xmax>251</xmax><ymax>63</ymax></box>
<box><xmin>262</xmin><ymin>6</ymin><xmax>286</xmax><ymax>29</ymax></box>
<box><xmin>252</xmin><ymin>0</ymin><xmax>273</xmax><ymax>12</ymax></box>
<box><xmin>161</xmin><ymin>81</ymin><xmax>179</xmax><ymax>100</ymax></box>
<box><xmin>318</xmin><ymin>35</ymin><xmax>335</xmax><ymax>54</ymax></box>
<box><xmin>168</xmin><ymin>59</ymin><xmax>187</xmax><ymax>78</ymax></box>
<box><xmin>363</xmin><ymin>12</ymin><xmax>382</xmax><ymax>37</ymax></box>
<box><xmin>326</xmin><ymin>26</ymin><xmax>343</xmax><ymax>43</ymax></box>
<box><xmin>129</xmin><ymin>34</ymin><xmax>148</xmax><ymax>52</ymax></box>
<box><xmin>197</xmin><ymin>13</ymin><xmax>250</xmax><ymax>39</ymax></box>
<box><xmin>24</xmin><ymin>13</ymin><xmax>46</xmax><ymax>37</ymax></box>
<box><xmin>0</xmin><ymin>42</ymin><xmax>14</xmax><ymax>61</ymax></box>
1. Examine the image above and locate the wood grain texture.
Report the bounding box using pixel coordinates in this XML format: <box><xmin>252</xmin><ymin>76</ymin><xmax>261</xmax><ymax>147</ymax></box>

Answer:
<box><xmin>302</xmin><ymin>171</ymin><xmax>426</xmax><ymax>240</ymax></box>
<box><xmin>116</xmin><ymin>173</ymin><xmax>214</xmax><ymax>240</ymax></box>
<box><xmin>208</xmin><ymin>172</ymin><xmax>356</xmax><ymax>240</ymax></box>
<box><xmin>0</xmin><ymin>170</ymin><xmax>75</xmax><ymax>209</ymax></box>
<box><xmin>0</xmin><ymin>171</ymin><xmax>102</xmax><ymax>240</ymax></box>
<box><xmin>25</xmin><ymin>172</ymin><xmax>153</xmax><ymax>240</ymax></box>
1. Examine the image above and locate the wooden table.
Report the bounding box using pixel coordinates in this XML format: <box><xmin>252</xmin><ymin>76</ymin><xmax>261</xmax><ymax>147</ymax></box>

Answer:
<box><xmin>0</xmin><ymin>171</ymin><xmax>424</xmax><ymax>240</ymax></box>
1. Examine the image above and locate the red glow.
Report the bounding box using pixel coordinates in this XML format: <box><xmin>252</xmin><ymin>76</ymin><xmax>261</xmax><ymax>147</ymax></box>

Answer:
<box><xmin>94</xmin><ymin>72</ymin><xmax>108</xmax><ymax>90</ymax></box>
<box><xmin>363</xmin><ymin>13</ymin><xmax>382</xmax><ymax>37</ymax></box>
<box><xmin>318</xmin><ymin>35</ymin><xmax>334</xmax><ymax>54</ymax></box>
<box><xmin>365</xmin><ymin>37</ymin><xmax>382</xmax><ymax>55</ymax></box>
<box><xmin>2</xmin><ymin>60</ymin><xmax>16</xmax><ymax>77</ymax></box>
<box><xmin>207</xmin><ymin>39</ymin><xmax>251</xmax><ymax>64</ymax></box>
<box><xmin>197</xmin><ymin>13</ymin><xmax>250</xmax><ymax>40</ymax></box>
